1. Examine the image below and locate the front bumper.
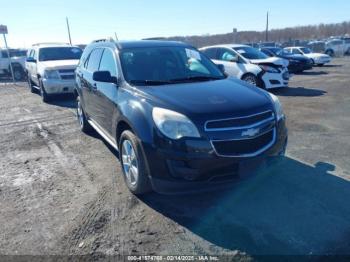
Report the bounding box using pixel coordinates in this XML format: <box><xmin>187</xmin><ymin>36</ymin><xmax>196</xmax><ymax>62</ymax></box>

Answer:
<box><xmin>42</xmin><ymin>78</ymin><xmax>75</xmax><ymax>94</ymax></box>
<box><xmin>315</xmin><ymin>58</ymin><xmax>331</xmax><ymax>65</ymax></box>
<box><xmin>144</xmin><ymin>119</ymin><xmax>288</xmax><ymax>194</ymax></box>
<box><xmin>261</xmin><ymin>70</ymin><xmax>289</xmax><ymax>89</ymax></box>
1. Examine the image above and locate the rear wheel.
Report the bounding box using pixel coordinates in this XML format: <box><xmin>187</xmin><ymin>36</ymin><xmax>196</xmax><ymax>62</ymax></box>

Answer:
<box><xmin>242</xmin><ymin>74</ymin><xmax>258</xmax><ymax>87</ymax></box>
<box><xmin>119</xmin><ymin>130</ymin><xmax>152</xmax><ymax>195</ymax></box>
<box><xmin>76</xmin><ymin>96</ymin><xmax>92</xmax><ymax>133</ymax></box>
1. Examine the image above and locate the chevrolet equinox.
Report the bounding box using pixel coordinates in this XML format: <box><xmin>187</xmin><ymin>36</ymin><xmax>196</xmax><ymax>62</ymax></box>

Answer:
<box><xmin>75</xmin><ymin>39</ymin><xmax>288</xmax><ymax>195</ymax></box>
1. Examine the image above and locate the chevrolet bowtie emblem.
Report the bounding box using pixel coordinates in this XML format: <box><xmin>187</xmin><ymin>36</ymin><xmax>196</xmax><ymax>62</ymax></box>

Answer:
<box><xmin>242</xmin><ymin>128</ymin><xmax>260</xmax><ymax>137</ymax></box>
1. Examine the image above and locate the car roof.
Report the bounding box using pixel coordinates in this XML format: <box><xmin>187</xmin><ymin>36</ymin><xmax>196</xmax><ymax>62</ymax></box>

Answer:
<box><xmin>284</xmin><ymin>46</ymin><xmax>305</xmax><ymax>49</ymax></box>
<box><xmin>31</xmin><ymin>43</ymin><xmax>80</xmax><ymax>49</ymax></box>
<box><xmin>201</xmin><ymin>44</ymin><xmax>251</xmax><ymax>49</ymax></box>
<box><xmin>88</xmin><ymin>40</ymin><xmax>191</xmax><ymax>50</ymax></box>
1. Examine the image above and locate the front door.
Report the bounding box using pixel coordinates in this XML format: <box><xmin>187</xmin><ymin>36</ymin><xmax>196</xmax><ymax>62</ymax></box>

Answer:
<box><xmin>92</xmin><ymin>48</ymin><xmax>119</xmax><ymax>134</ymax></box>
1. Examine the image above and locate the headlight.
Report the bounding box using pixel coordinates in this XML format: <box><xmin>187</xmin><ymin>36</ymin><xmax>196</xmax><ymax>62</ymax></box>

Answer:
<box><xmin>44</xmin><ymin>70</ymin><xmax>60</xmax><ymax>79</ymax></box>
<box><xmin>152</xmin><ymin>107</ymin><xmax>200</xmax><ymax>140</ymax></box>
<box><xmin>259</xmin><ymin>65</ymin><xmax>279</xmax><ymax>73</ymax></box>
<box><xmin>269</xmin><ymin>93</ymin><xmax>284</xmax><ymax>121</ymax></box>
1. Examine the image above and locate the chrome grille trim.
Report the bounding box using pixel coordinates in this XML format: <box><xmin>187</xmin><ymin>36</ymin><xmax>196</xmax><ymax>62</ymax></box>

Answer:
<box><xmin>204</xmin><ymin>110</ymin><xmax>275</xmax><ymax>132</ymax></box>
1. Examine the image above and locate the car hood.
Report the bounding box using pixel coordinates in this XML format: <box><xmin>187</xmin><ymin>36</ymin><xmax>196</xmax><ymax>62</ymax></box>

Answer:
<box><xmin>250</xmin><ymin>57</ymin><xmax>288</xmax><ymax>67</ymax></box>
<box><xmin>39</xmin><ymin>59</ymin><xmax>79</xmax><ymax>70</ymax></box>
<box><xmin>138</xmin><ymin>78</ymin><xmax>273</xmax><ymax>121</ymax></box>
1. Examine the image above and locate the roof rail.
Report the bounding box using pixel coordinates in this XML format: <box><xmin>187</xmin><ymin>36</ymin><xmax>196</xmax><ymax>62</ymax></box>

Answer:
<box><xmin>32</xmin><ymin>42</ymin><xmax>70</xmax><ymax>46</ymax></box>
<box><xmin>91</xmin><ymin>38</ymin><xmax>122</xmax><ymax>49</ymax></box>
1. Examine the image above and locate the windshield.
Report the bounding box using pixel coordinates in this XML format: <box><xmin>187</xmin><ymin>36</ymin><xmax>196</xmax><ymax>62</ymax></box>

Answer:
<box><xmin>9</xmin><ymin>50</ymin><xmax>27</xmax><ymax>57</ymax></box>
<box><xmin>267</xmin><ymin>47</ymin><xmax>282</xmax><ymax>55</ymax></box>
<box><xmin>39</xmin><ymin>47</ymin><xmax>82</xmax><ymax>61</ymax></box>
<box><xmin>233</xmin><ymin>46</ymin><xmax>268</xmax><ymax>60</ymax></box>
<box><xmin>119</xmin><ymin>46</ymin><xmax>225</xmax><ymax>85</ymax></box>
<box><xmin>276</xmin><ymin>49</ymin><xmax>291</xmax><ymax>56</ymax></box>
<box><xmin>300</xmin><ymin>47</ymin><xmax>311</xmax><ymax>54</ymax></box>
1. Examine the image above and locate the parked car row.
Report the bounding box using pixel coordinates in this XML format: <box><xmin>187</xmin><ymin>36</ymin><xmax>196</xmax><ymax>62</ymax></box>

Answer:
<box><xmin>0</xmin><ymin>48</ymin><xmax>27</xmax><ymax>80</ymax></box>
<box><xmin>23</xmin><ymin>38</ymin><xmax>336</xmax><ymax>194</ymax></box>
<box><xmin>25</xmin><ymin>43</ymin><xmax>83</xmax><ymax>102</ymax></box>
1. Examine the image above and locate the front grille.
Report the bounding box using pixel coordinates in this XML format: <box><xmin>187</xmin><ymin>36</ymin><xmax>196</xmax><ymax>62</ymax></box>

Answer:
<box><xmin>212</xmin><ymin>129</ymin><xmax>275</xmax><ymax>157</ymax></box>
<box><xmin>60</xmin><ymin>74</ymin><xmax>75</xmax><ymax>80</ymax></box>
<box><xmin>205</xmin><ymin>110</ymin><xmax>274</xmax><ymax>131</ymax></box>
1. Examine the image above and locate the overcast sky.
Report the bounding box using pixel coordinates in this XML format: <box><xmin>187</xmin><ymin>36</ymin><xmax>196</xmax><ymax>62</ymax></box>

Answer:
<box><xmin>1</xmin><ymin>0</ymin><xmax>350</xmax><ymax>48</ymax></box>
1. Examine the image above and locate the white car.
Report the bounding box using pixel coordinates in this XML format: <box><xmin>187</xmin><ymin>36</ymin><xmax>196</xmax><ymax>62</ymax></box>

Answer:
<box><xmin>25</xmin><ymin>43</ymin><xmax>83</xmax><ymax>102</ymax></box>
<box><xmin>0</xmin><ymin>49</ymin><xmax>27</xmax><ymax>80</ymax></box>
<box><xmin>283</xmin><ymin>46</ymin><xmax>331</xmax><ymax>66</ymax></box>
<box><xmin>325</xmin><ymin>39</ymin><xmax>350</xmax><ymax>57</ymax></box>
<box><xmin>200</xmin><ymin>44</ymin><xmax>289</xmax><ymax>90</ymax></box>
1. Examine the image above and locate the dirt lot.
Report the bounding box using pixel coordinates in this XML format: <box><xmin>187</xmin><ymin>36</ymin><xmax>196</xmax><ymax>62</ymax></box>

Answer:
<box><xmin>1</xmin><ymin>58</ymin><xmax>350</xmax><ymax>258</ymax></box>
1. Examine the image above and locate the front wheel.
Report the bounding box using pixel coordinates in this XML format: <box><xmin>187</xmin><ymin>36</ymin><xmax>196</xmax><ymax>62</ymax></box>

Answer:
<box><xmin>39</xmin><ymin>80</ymin><xmax>51</xmax><ymax>103</ymax></box>
<box><xmin>242</xmin><ymin>74</ymin><xmax>258</xmax><ymax>87</ymax></box>
<box><xmin>119</xmin><ymin>130</ymin><xmax>152</xmax><ymax>195</ymax></box>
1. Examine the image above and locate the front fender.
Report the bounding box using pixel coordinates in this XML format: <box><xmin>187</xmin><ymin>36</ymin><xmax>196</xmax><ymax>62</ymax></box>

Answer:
<box><xmin>116</xmin><ymin>91</ymin><xmax>154</xmax><ymax>145</ymax></box>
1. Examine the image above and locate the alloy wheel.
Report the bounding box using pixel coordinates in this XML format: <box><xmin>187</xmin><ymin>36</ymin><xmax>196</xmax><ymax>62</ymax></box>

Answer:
<box><xmin>121</xmin><ymin>140</ymin><xmax>139</xmax><ymax>187</ymax></box>
<box><xmin>77</xmin><ymin>100</ymin><xmax>84</xmax><ymax>128</ymax></box>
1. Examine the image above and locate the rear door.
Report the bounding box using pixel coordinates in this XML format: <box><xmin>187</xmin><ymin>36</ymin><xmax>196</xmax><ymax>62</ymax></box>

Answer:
<box><xmin>81</xmin><ymin>48</ymin><xmax>104</xmax><ymax>118</ymax></box>
<box><xmin>92</xmin><ymin>48</ymin><xmax>119</xmax><ymax>134</ymax></box>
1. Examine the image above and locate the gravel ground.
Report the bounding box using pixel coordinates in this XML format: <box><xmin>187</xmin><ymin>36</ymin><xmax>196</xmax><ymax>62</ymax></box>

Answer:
<box><xmin>0</xmin><ymin>58</ymin><xmax>350</xmax><ymax>258</ymax></box>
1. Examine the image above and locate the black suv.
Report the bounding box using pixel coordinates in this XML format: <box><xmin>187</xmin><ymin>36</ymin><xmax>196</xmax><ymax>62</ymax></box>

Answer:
<box><xmin>75</xmin><ymin>39</ymin><xmax>288</xmax><ymax>194</ymax></box>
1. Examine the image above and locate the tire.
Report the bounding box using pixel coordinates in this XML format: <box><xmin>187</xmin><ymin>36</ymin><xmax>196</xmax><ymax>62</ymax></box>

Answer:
<box><xmin>310</xmin><ymin>59</ymin><xmax>315</xmax><ymax>65</ymax></box>
<box><xmin>318</xmin><ymin>64</ymin><xmax>324</xmax><ymax>67</ymax></box>
<box><xmin>119</xmin><ymin>130</ymin><xmax>152</xmax><ymax>195</ymax></box>
<box><xmin>39</xmin><ymin>79</ymin><xmax>51</xmax><ymax>103</ymax></box>
<box><xmin>76</xmin><ymin>96</ymin><xmax>92</xmax><ymax>133</ymax></box>
<box><xmin>12</xmin><ymin>67</ymin><xmax>24</xmax><ymax>81</ymax></box>
<box><xmin>27</xmin><ymin>74</ymin><xmax>36</xmax><ymax>93</ymax></box>
<box><xmin>242</xmin><ymin>74</ymin><xmax>258</xmax><ymax>87</ymax></box>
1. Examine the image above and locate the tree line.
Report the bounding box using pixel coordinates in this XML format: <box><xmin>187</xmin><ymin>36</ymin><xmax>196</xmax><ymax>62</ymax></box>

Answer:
<box><xmin>164</xmin><ymin>21</ymin><xmax>350</xmax><ymax>47</ymax></box>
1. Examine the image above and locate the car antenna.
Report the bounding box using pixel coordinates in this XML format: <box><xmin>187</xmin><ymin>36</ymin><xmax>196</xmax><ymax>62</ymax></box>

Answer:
<box><xmin>113</xmin><ymin>33</ymin><xmax>122</xmax><ymax>49</ymax></box>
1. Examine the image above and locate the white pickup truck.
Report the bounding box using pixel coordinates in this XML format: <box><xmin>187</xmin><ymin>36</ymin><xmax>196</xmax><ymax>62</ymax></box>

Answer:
<box><xmin>0</xmin><ymin>49</ymin><xmax>27</xmax><ymax>80</ymax></box>
<box><xmin>26</xmin><ymin>43</ymin><xmax>82</xmax><ymax>102</ymax></box>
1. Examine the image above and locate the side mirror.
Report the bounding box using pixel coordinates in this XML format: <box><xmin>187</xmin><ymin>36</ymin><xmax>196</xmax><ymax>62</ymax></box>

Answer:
<box><xmin>26</xmin><ymin>57</ymin><xmax>36</xmax><ymax>63</ymax></box>
<box><xmin>217</xmin><ymin>64</ymin><xmax>225</xmax><ymax>74</ymax></box>
<box><xmin>93</xmin><ymin>71</ymin><xmax>117</xmax><ymax>83</ymax></box>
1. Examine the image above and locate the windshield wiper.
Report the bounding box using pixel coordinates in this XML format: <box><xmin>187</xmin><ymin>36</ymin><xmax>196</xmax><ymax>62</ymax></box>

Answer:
<box><xmin>169</xmin><ymin>76</ymin><xmax>224</xmax><ymax>83</ymax></box>
<box><xmin>129</xmin><ymin>80</ymin><xmax>172</xmax><ymax>86</ymax></box>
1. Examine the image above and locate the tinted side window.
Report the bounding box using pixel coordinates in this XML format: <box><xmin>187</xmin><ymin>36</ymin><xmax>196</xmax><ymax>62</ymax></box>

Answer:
<box><xmin>217</xmin><ymin>48</ymin><xmax>237</xmax><ymax>62</ymax></box>
<box><xmin>87</xmin><ymin>48</ymin><xmax>103</xmax><ymax>72</ymax></box>
<box><xmin>99</xmin><ymin>49</ymin><xmax>118</xmax><ymax>77</ymax></box>
<box><xmin>292</xmin><ymin>49</ymin><xmax>301</xmax><ymax>55</ymax></box>
<box><xmin>202</xmin><ymin>48</ymin><xmax>217</xmax><ymax>59</ymax></box>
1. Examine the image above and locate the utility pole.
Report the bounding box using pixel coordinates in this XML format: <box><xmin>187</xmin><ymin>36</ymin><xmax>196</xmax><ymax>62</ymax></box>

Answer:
<box><xmin>66</xmin><ymin>17</ymin><xmax>72</xmax><ymax>45</ymax></box>
<box><xmin>265</xmin><ymin>11</ymin><xmax>269</xmax><ymax>42</ymax></box>
<box><xmin>114</xmin><ymin>32</ymin><xmax>118</xmax><ymax>41</ymax></box>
